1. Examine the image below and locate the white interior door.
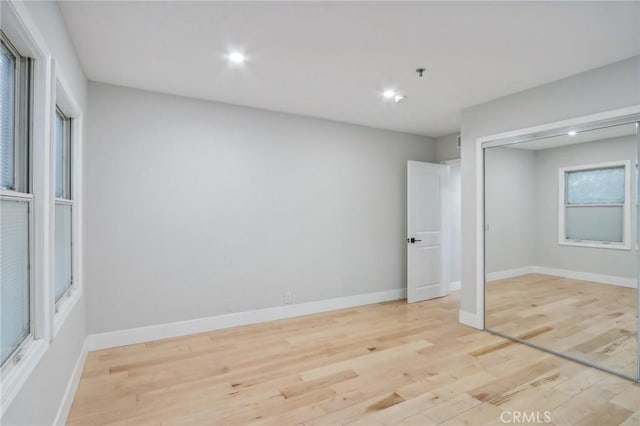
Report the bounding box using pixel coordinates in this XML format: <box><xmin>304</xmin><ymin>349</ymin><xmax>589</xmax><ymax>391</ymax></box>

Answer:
<box><xmin>407</xmin><ymin>161</ymin><xmax>450</xmax><ymax>303</ymax></box>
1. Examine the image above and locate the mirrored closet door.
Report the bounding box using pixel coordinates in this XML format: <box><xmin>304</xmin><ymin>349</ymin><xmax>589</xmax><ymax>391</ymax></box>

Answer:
<box><xmin>484</xmin><ymin>117</ymin><xmax>640</xmax><ymax>381</ymax></box>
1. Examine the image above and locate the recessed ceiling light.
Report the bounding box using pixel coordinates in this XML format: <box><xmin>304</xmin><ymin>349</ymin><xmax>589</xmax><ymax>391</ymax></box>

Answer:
<box><xmin>228</xmin><ymin>51</ymin><xmax>246</xmax><ymax>64</ymax></box>
<box><xmin>393</xmin><ymin>95</ymin><xmax>406</xmax><ymax>103</ymax></box>
<box><xmin>568</xmin><ymin>131</ymin><xmax>577</xmax><ymax>136</ymax></box>
<box><xmin>383</xmin><ymin>89</ymin><xmax>396</xmax><ymax>99</ymax></box>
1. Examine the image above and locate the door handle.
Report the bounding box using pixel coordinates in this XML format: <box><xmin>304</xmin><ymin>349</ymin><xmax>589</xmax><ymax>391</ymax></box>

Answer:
<box><xmin>407</xmin><ymin>238</ymin><xmax>422</xmax><ymax>243</ymax></box>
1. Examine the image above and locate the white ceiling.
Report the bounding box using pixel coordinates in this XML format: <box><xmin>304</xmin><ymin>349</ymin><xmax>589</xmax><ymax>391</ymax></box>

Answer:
<box><xmin>59</xmin><ymin>1</ymin><xmax>640</xmax><ymax>137</ymax></box>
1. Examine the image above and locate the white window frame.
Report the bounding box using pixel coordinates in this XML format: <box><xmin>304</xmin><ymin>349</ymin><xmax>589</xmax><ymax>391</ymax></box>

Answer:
<box><xmin>558</xmin><ymin>160</ymin><xmax>632</xmax><ymax>250</ymax></box>
<box><xmin>1</xmin><ymin>0</ymin><xmax>54</xmax><ymax>415</ymax></box>
<box><xmin>52</xmin><ymin>77</ymin><xmax>83</xmax><ymax>338</ymax></box>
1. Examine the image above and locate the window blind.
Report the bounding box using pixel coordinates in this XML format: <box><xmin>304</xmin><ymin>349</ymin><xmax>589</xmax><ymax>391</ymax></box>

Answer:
<box><xmin>54</xmin><ymin>203</ymin><xmax>72</xmax><ymax>301</ymax></box>
<box><xmin>1</xmin><ymin>199</ymin><xmax>30</xmax><ymax>365</ymax></box>
<box><xmin>565</xmin><ymin>205</ymin><xmax>623</xmax><ymax>242</ymax></box>
<box><xmin>566</xmin><ymin>167</ymin><xmax>625</xmax><ymax>204</ymax></box>
<box><xmin>54</xmin><ymin>110</ymin><xmax>65</xmax><ymax>198</ymax></box>
<box><xmin>1</xmin><ymin>42</ymin><xmax>16</xmax><ymax>190</ymax></box>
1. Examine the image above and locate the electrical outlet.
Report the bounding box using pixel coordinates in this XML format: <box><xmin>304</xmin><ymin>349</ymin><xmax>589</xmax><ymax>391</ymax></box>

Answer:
<box><xmin>284</xmin><ymin>291</ymin><xmax>293</xmax><ymax>304</ymax></box>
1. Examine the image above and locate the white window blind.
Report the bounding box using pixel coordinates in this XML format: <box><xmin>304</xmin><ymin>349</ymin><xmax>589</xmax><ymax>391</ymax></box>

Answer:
<box><xmin>1</xmin><ymin>41</ymin><xmax>16</xmax><ymax>190</ymax></box>
<box><xmin>566</xmin><ymin>167</ymin><xmax>625</xmax><ymax>204</ymax></box>
<box><xmin>1</xmin><ymin>199</ymin><xmax>30</xmax><ymax>365</ymax></box>
<box><xmin>54</xmin><ymin>110</ymin><xmax>65</xmax><ymax>198</ymax></box>
<box><xmin>565</xmin><ymin>206</ymin><xmax>623</xmax><ymax>242</ymax></box>
<box><xmin>54</xmin><ymin>203</ymin><xmax>72</xmax><ymax>302</ymax></box>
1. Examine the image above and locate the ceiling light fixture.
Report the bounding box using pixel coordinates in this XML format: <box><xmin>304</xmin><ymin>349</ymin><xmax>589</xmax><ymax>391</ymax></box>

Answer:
<box><xmin>567</xmin><ymin>131</ymin><xmax>577</xmax><ymax>136</ymax></box>
<box><xmin>383</xmin><ymin>90</ymin><xmax>406</xmax><ymax>102</ymax></box>
<box><xmin>383</xmin><ymin>89</ymin><xmax>396</xmax><ymax>99</ymax></box>
<box><xmin>228</xmin><ymin>51</ymin><xmax>246</xmax><ymax>64</ymax></box>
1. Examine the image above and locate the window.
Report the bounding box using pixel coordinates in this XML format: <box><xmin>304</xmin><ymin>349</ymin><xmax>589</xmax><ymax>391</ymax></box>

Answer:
<box><xmin>54</xmin><ymin>108</ymin><xmax>73</xmax><ymax>308</ymax></box>
<box><xmin>559</xmin><ymin>161</ymin><xmax>631</xmax><ymax>249</ymax></box>
<box><xmin>1</xmin><ymin>33</ymin><xmax>33</xmax><ymax>369</ymax></box>
<box><xmin>1</xmin><ymin>3</ymin><xmax>84</xmax><ymax>411</ymax></box>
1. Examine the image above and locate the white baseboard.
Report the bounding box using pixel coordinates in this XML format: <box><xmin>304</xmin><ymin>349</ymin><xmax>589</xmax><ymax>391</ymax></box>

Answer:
<box><xmin>458</xmin><ymin>309</ymin><xmax>483</xmax><ymax>330</ymax></box>
<box><xmin>533</xmin><ymin>266</ymin><xmax>637</xmax><ymax>288</ymax></box>
<box><xmin>461</xmin><ymin>265</ymin><xmax>636</xmax><ymax>332</ymax></box>
<box><xmin>486</xmin><ymin>265</ymin><xmax>637</xmax><ymax>288</ymax></box>
<box><xmin>87</xmin><ymin>288</ymin><xmax>407</xmax><ymax>351</ymax></box>
<box><xmin>449</xmin><ymin>281</ymin><xmax>461</xmax><ymax>291</ymax></box>
<box><xmin>486</xmin><ymin>266</ymin><xmax>537</xmax><ymax>281</ymax></box>
<box><xmin>53</xmin><ymin>338</ymin><xmax>88</xmax><ymax>426</ymax></box>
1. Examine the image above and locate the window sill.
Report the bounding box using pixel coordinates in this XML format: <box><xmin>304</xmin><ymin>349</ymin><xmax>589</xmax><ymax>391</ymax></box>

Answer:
<box><xmin>558</xmin><ymin>240</ymin><xmax>631</xmax><ymax>251</ymax></box>
<box><xmin>0</xmin><ymin>338</ymin><xmax>48</xmax><ymax>416</ymax></box>
<box><xmin>53</xmin><ymin>286</ymin><xmax>81</xmax><ymax>338</ymax></box>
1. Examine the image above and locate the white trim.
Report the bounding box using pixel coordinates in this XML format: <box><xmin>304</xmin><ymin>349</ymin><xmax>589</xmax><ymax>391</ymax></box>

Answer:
<box><xmin>52</xmin><ymin>74</ymin><xmax>83</xmax><ymax>338</ymax></box>
<box><xmin>54</xmin><ymin>197</ymin><xmax>73</xmax><ymax>205</ymax></box>
<box><xmin>475</xmin><ymin>105</ymin><xmax>640</xmax><ymax>334</ymax></box>
<box><xmin>52</xmin><ymin>290</ymin><xmax>81</xmax><ymax>337</ymax></box>
<box><xmin>486</xmin><ymin>266</ymin><xmax>537</xmax><ymax>282</ymax></box>
<box><xmin>449</xmin><ymin>281</ymin><xmax>461</xmax><ymax>291</ymax></box>
<box><xmin>52</xmin><ymin>339</ymin><xmax>88</xmax><ymax>426</ymax></box>
<box><xmin>1</xmin><ymin>1</ymin><xmax>51</xmax><ymax>58</ymax></box>
<box><xmin>558</xmin><ymin>160</ymin><xmax>631</xmax><ymax>251</ymax></box>
<box><xmin>478</xmin><ymin>106</ymin><xmax>640</xmax><ymax>147</ymax></box>
<box><xmin>484</xmin><ymin>265</ymin><xmax>637</xmax><ymax>288</ymax></box>
<box><xmin>558</xmin><ymin>241</ymin><xmax>630</xmax><ymax>250</ymax></box>
<box><xmin>458</xmin><ymin>310</ymin><xmax>483</xmax><ymax>329</ymax></box>
<box><xmin>533</xmin><ymin>266</ymin><xmax>637</xmax><ymax>289</ymax></box>
<box><xmin>87</xmin><ymin>289</ymin><xmax>406</xmax><ymax>351</ymax></box>
<box><xmin>0</xmin><ymin>340</ymin><xmax>48</xmax><ymax>416</ymax></box>
<box><xmin>0</xmin><ymin>189</ymin><xmax>33</xmax><ymax>200</ymax></box>
<box><xmin>475</xmin><ymin>134</ymin><xmax>485</xmax><ymax>330</ymax></box>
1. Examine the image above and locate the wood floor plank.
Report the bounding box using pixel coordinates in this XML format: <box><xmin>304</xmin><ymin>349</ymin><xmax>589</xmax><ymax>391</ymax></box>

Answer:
<box><xmin>486</xmin><ymin>274</ymin><xmax>638</xmax><ymax>378</ymax></box>
<box><xmin>68</xmin><ymin>291</ymin><xmax>640</xmax><ymax>425</ymax></box>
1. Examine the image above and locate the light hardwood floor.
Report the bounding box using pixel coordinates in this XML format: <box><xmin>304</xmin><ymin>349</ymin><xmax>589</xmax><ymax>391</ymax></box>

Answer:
<box><xmin>486</xmin><ymin>274</ymin><xmax>638</xmax><ymax>379</ymax></box>
<box><xmin>68</xmin><ymin>292</ymin><xmax>640</xmax><ymax>425</ymax></box>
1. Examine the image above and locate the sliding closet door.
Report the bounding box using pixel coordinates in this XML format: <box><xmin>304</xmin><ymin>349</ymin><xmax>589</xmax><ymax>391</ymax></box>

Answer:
<box><xmin>483</xmin><ymin>120</ymin><xmax>639</xmax><ymax>381</ymax></box>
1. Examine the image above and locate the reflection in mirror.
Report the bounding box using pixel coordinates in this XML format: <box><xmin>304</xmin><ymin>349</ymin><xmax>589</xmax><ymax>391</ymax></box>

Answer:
<box><xmin>484</xmin><ymin>121</ymin><xmax>639</xmax><ymax>380</ymax></box>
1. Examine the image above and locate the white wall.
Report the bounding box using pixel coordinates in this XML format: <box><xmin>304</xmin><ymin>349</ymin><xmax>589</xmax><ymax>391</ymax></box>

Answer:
<box><xmin>535</xmin><ymin>136</ymin><xmax>637</xmax><ymax>278</ymax></box>
<box><xmin>484</xmin><ymin>147</ymin><xmax>538</xmax><ymax>273</ymax></box>
<box><xmin>85</xmin><ymin>82</ymin><xmax>435</xmax><ymax>334</ymax></box>
<box><xmin>460</xmin><ymin>55</ymin><xmax>640</xmax><ymax>316</ymax></box>
<box><xmin>1</xmin><ymin>1</ymin><xmax>88</xmax><ymax>425</ymax></box>
<box><xmin>436</xmin><ymin>133</ymin><xmax>460</xmax><ymax>162</ymax></box>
